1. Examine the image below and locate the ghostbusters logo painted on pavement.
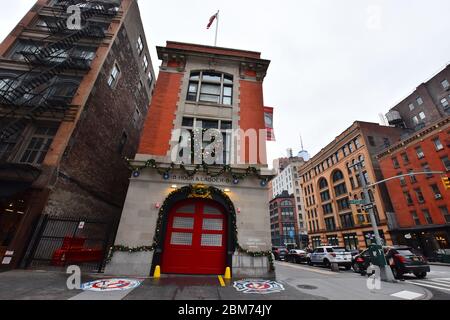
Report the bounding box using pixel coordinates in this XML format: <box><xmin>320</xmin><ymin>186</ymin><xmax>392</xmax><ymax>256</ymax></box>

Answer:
<box><xmin>233</xmin><ymin>279</ymin><xmax>285</xmax><ymax>294</ymax></box>
<box><xmin>81</xmin><ymin>278</ymin><xmax>141</xmax><ymax>292</ymax></box>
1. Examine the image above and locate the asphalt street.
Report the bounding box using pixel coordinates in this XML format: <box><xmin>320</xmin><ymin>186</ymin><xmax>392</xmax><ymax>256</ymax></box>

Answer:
<box><xmin>0</xmin><ymin>263</ymin><xmax>449</xmax><ymax>300</ymax></box>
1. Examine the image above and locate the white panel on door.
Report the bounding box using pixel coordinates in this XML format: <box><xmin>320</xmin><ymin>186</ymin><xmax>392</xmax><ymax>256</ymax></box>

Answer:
<box><xmin>170</xmin><ymin>232</ymin><xmax>192</xmax><ymax>246</ymax></box>
<box><xmin>173</xmin><ymin>217</ymin><xmax>194</xmax><ymax>229</ymax></box>
<box><xmin>203</xmin><ymin>205</ymin><xmax>222</xmax><ymax>215</ymax></box>
<box><xmin>176</xmin><ymin>204</ymin><xmax>196</xmax><ymax>214</ymax></box>
<box><xmin>201</xmin><ymin>234</ymin><xmax>223</xmax><ymax>247</ymax></box>
<box><xmin>202</xmin><ymin>219</ymin><xmax>223</xmax><ymax>231</ymax></box>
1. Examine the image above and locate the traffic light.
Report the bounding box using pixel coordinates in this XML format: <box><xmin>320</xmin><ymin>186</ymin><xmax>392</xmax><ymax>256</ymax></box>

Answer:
<box><xmin>442</xmin><ymin>176</ymin><xmax>450</xmax><ymax>190</ymax></box>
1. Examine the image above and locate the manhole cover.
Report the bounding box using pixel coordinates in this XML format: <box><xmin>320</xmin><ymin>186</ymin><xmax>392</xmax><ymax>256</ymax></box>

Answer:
<box><xmin>297</xmin><ymin>284</ymin><xmax>318</xmax><ymax>290</ymax></box>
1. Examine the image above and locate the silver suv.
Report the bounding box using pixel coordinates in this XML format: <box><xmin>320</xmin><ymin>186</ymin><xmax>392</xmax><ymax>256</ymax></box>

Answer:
<box><xmin>308</xmin><ymin>246</ymin><xmax>353</xmax><ymax>270</ymax></box>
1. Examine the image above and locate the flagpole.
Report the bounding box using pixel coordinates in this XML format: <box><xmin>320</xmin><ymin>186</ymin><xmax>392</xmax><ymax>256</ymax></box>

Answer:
<box><xmin>214</xmin><ymin>10</ymin><xmax>219</xmax><ymax>46</ymax></box>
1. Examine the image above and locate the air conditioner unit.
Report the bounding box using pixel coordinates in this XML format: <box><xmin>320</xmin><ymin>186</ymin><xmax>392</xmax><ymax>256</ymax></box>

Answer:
<box><xmin>435</xmin><ymin>194</ymin><xmax>443</xmax><ymax>200</ymax></box>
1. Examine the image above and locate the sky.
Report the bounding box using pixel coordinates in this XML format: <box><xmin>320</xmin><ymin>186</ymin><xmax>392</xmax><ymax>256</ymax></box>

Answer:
<box><xmin>1</xmin><ymin>0</ymin><xmax>450</xmax><ymax>167</ymax></box>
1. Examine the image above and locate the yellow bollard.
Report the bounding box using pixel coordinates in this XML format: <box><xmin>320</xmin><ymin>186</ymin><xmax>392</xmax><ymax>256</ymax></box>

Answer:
<box><xmin>153</xmin><ymin>265</ymin><xmax>161</xmax><ymax>278</ymax></box>
<box><xmin>224</xmin><ymin>267</ymin><xmax>231</xmax><ymax>280</ymax></box>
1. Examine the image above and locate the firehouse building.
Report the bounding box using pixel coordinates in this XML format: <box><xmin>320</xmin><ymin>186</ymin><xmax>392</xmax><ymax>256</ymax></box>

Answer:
<box><xmin>106</xmin><ymin>42</ymin><xmax>275</xmax><ymax>277</ymax></box>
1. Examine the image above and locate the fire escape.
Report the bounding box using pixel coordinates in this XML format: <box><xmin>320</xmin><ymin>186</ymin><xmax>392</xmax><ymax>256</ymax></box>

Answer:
<box><xmin>0</xmin><ymin>0</ymin><xmax>119</xmax><ymax>148</ymax></box>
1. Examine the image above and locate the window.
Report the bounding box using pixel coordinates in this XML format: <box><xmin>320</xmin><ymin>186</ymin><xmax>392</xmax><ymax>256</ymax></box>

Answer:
<box><xmin>108</xmin><ymin>63</ymin><xmax>120</xmax><ymax>88</ymax></box>
<box><xmin>322</xmin><ymin>203</ymin><xmax>333</xmax><ymax>214</ymax></box>
<box><xmin>404</xmin><ymin>192</ymin><xmax>413</xmax><ymax>206</ymax></box>
<box><xmin>431</xmin><ymin>184</ymin><xmax>442</xmax><ymax>198</ymax></box>
<box><xmin>332</xmin><ymin>170</ymin><xmax>344</xmax><ymax>182</ymax></box>
<box><xmin>318</xmin><ymin>178</ymin><xmax>328</xmax><ymax>190</ymax></box>
<box><xmin>337</xmin><ymin>198</ymin><xmax>350</xmax><ymax>211</ymax></box>
<box><xmin>133</xmin><ymin>107</ymin><xmax>141</xmax><ymax>124</ymax></box>
<box><xmin>186</xmin><ymin>71</ymin><xmax>233</xmax><ymax>105</ymax></box>
<box><xmin>334</xmin><ymin>183</ymin><xmax>348</xmax><ymax>197</ymax></box>
<box><xmin>340</xmin><ymin>214</ymin><xmax>354</xmax><ymax>229</ymax></box>
<box><xmin>419</xmin><ymin>112</ymin><xmax>426</xmax><ymax>121</ymax></box>
<box><xmin>118</xmin><ymin>132</ymin><xmax>127</xmax><ymax>155</ymax></box>
<box><xmin>417</xmin><ymin>97</ymin><xmax>424</xmax><ymax>105</ymax></box>
<box><xmin>343</xmin><ymin>233</ymin><xmax>358</xmax><ymax>251</ymax></box>
<box><xmin>180</xmin><ymin>117</ymin><xmax>232</xmax><ymax>164</ymax></box>
<box><xmin>137</xmin><ymin>36</ymin><xmax>144</xmax><ymax>55</ymax></box>
<box><xmin>355</xmin><ymin>138</ymin><xmax>361</xmax><ymax>149</ymax></box>
<box><xmin>439</xmin><ymin>206</ymin><xmax>450</xmax><ymax>223</ymax></box>
<box><xmin>401</xmin><ymin>153</ymin><xmax>410</xmax><ymax>164</ymax></box>
<box><xmin>408</xmin><ymin>169</ymin><xmax>417</xmax><ymax>183</ymax></box>
<box><xmin>392</xmin><ymin>157</ymin><xmax>400</xmax><ymax>169</ymax></box>
<box><xmin>415</xmin><ymin>146</ymin><xmax>425</xmax><ymax>159</ymax></box>
<box><xmin>442</xmin><ymin>156</ymin><xmax>450</xmax><ymax>171</ymax></box>
<box><xmin>143</xmin><ymin>55</ymin><xmax>149</xmax><ymax>71</ymax></box>
<box><xmin>411</xmin><ymin>211</ymin><xmax>421</xmax><ymax>226</ymax></box>
<box><xmin>422</xmin><ymin>163</ymin><xmax>432</xmax><ymax>178</ymax></box>
<box><xmin>408</xmin><ymin>103</ymin><xmax>415</xmax><ymax>111</ymax></box>
<box><xmin>368</xmin><ymin>136</ymin><xmax>376</xmax><ymax>147</ymax></box>
<box><xmin>325</xmin><ymin>218</ymin><xmax>336</xmax><ymax>232</ymax></box>
<box><xmin>412</xmin><ymin>116</ymin><xmax>419</xmax><ymax>125</ymax></box>
<box><xmin>320</xmin><ymin>190</ymin><xmax>331</xmax><ymax>202</ymax></box>
<box><xmin>441</xmin><ymin>98</ymin><xmax>449</xmax><ymax>109</ymax></box>
<box><xmin>399</xmin><ymin>174</ymin><xmax>406</xmax><ymax>187</ymax></box>
<box><xmin>433</xmin><ymin>138</ymin><xmax>444</xmax><ymax>151</ymax></box>
<box><xmin>422</xmin><ymin>209</ymin><xmax>433</xmax><ymax>224</ymax></box>
<box><xmin>414</xmin><ymin>188</ymin><xmax>425</xmax><ymax>204</ymax></box>
<box><xmin>442</xmin><ymin>79</ymin><xmax>450</xmax><ymax>90</ymax></box>
<box><xmin>19</xmin><ymin>126</ymin><xmax>57</xmax><ymax>165</ymax></box>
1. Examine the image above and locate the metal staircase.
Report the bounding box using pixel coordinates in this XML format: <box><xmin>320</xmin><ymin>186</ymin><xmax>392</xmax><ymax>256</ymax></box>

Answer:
<box><xmin>0</xmin><ymin>0</ymin><xmax>120</xmax><ymax>142</ymax></box>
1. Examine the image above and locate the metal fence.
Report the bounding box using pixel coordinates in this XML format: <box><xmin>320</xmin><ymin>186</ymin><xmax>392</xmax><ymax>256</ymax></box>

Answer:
<box><xmin>24</xmin><ymin>215</ymin><xmax>112</xmax><ymax>273</ymax></box>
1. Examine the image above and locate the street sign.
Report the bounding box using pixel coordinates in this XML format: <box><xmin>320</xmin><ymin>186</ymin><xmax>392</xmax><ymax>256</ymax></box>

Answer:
<box><xmin>349</xmin><ymin>200</ymin><xmax>365</xmax><ymax>205</ymax></box>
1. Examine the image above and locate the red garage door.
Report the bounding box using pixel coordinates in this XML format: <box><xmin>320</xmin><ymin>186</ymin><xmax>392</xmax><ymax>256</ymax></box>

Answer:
<box><xmin>161</xmin><ymin>199</ymin><xmax>227</xmax><ymax>275</ymax></box>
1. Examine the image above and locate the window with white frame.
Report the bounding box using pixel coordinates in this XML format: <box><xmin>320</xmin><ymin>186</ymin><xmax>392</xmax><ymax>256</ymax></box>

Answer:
<box><xmin>408</xmin><ymin>103</ymin><xmax>415</xmax><ymax>111</ymax></box>
<box><xmin>416</xmin><ymin>97</ymin><xmax>424</xmax><ymax>105</ymax></box>
<box><xmin>137</xmin><ymin>36</ymin><xmax>144</xmax><ymax>55</ymax></box>
<box><xmin>180</xmin><ymin>117</ymin><xmax>232</xmax><ymax>164</ymax></box>
<box><xmin>186</xmin><ymin>71</ymin><xmax>233</xmax><ymax>106</ymax></box>
<box><xmin>442</xmin><ymin>79</ymin><xmax>449</xmax><ymax>90</ymax></box>
<box><xmin>108</xmin><ymin>63</ymin><xmax>120</xmax><ymax>88</ymax></box>
<box><xmin>19</xmin><ymin>126</ymin><xmax>58</xmax><ymax>165</ymax></box>
<box><xmin>441</xmin><ymin>98</ymin><xmax>449</xmax><ymax>109</ymax></box>
<box><xmin>148</xmin><ymin>71</ymin><xmax>153</xmax><ymax>87</ymax></box>
<box><xmin>143</xmin><ymin>54</ymin><xmax>149</xmax><ymax>71</ymax></box>
<box><xmin>419</xmin><ymin>111</ymin><xmax>426</xmax><ymax>121</ymax></box>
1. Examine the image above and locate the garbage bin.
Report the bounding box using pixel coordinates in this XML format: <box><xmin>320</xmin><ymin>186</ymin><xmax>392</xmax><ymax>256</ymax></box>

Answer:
<box><xmin>368</xmin><ymin>244</ymin><xmax>387</xmax><ymax>267</ymax></box>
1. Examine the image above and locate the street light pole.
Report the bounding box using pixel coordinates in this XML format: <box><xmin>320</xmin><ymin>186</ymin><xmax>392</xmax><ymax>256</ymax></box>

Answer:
<box><xmin>352</xmin><ymin>161</ymin><xmax>396</xmax><ymax>282</ymax></box>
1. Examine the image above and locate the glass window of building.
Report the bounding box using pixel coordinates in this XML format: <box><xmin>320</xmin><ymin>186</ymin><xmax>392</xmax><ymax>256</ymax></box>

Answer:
<box><xmin>186</xmin><ymin>71</ymin><xmax>233</xmax><ymax>106</ymax></box>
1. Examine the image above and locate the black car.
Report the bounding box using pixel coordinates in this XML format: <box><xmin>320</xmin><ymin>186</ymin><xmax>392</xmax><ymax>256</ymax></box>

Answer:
<box><xmin>352</xmin><ymin>249</ymin><xmax>371</xmax><ymax>275</ymax></box>
<box><xmin>352</xmin><ymin>246</ymin><xmax>430</xmax><ymax>279</ymax></box>
<box><xmin>385</xmin><ymin>246</ymin><xmax>430</xmax><ymax>279</ymax></box>
<box><xmin>272</xmin><ymin>247</ymin><xmax>288</xmax><ymax>261</ymax></box>
<box><xmin>286</xmin><ymin>249</ymin><xmax>308</xmax><ymax>264</ymax></box>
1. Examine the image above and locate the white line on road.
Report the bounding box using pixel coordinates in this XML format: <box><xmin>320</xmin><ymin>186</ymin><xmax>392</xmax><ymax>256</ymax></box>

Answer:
<box><xmin>275</xmin><ymin>262</ymin><xmax>336</xmax><ymax>276</ymax></box>
<box><xmin>429</xmin><ymin>279</ymin><xmax>450</xmax><ymax>288</ymax></box>
<box><xmin>406</xmin><ymin>280</ymin><xmax>450</xmax><ymax>292</ymax></box>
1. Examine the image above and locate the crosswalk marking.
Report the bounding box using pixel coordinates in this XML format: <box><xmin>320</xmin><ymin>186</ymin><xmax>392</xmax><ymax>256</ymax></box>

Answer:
<box><xmin>407</xmin><ymin>278</ymin><xmax>450</xmax><ymax>292</ymax></box>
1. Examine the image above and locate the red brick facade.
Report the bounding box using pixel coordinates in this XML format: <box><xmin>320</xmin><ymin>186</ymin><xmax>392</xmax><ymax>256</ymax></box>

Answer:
<box><xmin>378</xmin><ymin>117</ymin><xmax>450</xmax><ymax>257</ymax></box>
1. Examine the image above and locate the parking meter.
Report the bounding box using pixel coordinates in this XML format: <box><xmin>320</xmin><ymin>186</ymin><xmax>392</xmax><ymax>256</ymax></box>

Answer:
<box><xmin>368</xmin><ymin>244</ymin><xmax>387</xmax><ymax>267</ymax></box>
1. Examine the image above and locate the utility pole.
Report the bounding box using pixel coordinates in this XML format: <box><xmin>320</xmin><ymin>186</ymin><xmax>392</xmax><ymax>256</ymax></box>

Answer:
<box><xmin>351</xmin><ymin>161</ymin><xmax>396</xmax><ymax>282</ymax></box>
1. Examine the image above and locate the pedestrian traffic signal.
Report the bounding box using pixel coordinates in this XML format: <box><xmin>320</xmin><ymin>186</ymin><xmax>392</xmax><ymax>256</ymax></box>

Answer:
<box><xmin>443</xmin><ymin>176</ymin><xmax>450</xmax><ymax>190</ymax></box>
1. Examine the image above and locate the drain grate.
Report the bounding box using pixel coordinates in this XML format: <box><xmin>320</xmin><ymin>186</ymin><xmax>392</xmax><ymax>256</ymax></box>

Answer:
<box><xmin>297</xmin><ymin>284</ymin><xmax>318</xmax><ymax>290</ymax></box>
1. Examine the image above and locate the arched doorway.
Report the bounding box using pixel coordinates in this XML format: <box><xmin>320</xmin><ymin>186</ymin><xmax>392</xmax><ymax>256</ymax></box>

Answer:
<box><xmin>161</xmin><ymin>198</ymin><xmax>228</xmax><ymax>275</ymax></box>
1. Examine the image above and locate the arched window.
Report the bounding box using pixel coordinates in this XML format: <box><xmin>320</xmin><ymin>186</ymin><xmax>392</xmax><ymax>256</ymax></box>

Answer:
<box><xmin>318</xmin><ymin>178</ymin><xmax>328</xmax><ymax>190</ymax></box>
<box><xmin>332</xmin><ymin>170</ymin><xmax>344</xmax><ymax>183</ymax></box>
<box><xmin>186</xmin><ymin>71</ymin><xmax>233</xmax><ymax>105</ymax></box>
<box><xmin>280</xmin><ymin>200</ymin><xmax>292</xmax><ymax>207</ymax></box>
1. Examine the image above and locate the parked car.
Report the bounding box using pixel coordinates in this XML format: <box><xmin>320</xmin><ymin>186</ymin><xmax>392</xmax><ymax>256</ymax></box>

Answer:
<box><xmin>385</xmin><ymin>246</ymin><xmax>430</xmax><ymax>279</ymax></box>
<box><xmin>307</xmin><ymin>246</ymin><xmax>353</xmax><ymax>269</ymax></box>
<box><xmin>272</xmin><ymin>246</ymin><xmax>288</xmax><ymax>261</ymax></box>
<box><xmin>352</xmin><ymin>249</ymin><xmax>372</xmax><ymax>275</ymax></box>
<box><xmin>286</xmin><ymin>249</ymin><xmax>308</xmax><ymax>264</ymax></box>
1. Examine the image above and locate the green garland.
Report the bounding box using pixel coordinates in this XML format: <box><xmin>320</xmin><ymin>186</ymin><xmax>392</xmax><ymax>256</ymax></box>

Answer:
<box><xmin>126</xmin><ymin>158</ymin><xmax>270</xmax><ymax>184</ymax></box>
<box><xmin>105</xmin><ymin>185</ymin><xmax>274</xmax><ymax>272</ymax></box>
